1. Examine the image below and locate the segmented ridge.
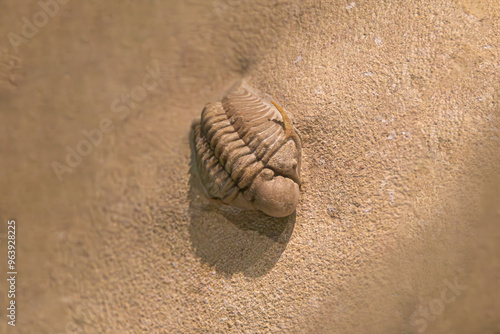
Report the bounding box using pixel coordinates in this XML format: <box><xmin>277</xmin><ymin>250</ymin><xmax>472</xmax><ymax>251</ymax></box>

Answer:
<box><xmin>193</xmin><ymin>124</ymin><xmax>239</xmax><ymax>202</ymax></box>
<box><xmin>221</xmin><ymin>85</ymin><xmax>289</xmax><ymax>164</ymax></box>
<box><xmin>194</xmin><ymin>102</ymin><xmax>265</xmax><ymax>201</ymax></box>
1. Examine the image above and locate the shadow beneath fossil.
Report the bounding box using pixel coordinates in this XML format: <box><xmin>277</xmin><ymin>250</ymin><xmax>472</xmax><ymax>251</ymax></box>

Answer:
<box><xmin>187</xmin><ymin>159</ymin><xmax>295</xmax><ymax>278</ymax></box>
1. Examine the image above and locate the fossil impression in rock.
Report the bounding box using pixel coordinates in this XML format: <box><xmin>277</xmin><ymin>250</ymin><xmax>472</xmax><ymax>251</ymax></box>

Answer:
<box><xmin>191</xmin><ymin>82</ymin><xmax>302</xmax><ymax>218</ymax></box>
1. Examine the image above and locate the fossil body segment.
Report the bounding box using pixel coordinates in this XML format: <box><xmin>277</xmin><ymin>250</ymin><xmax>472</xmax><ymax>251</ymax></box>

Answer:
<box><xmin>191</xmin><ymin>82</ymin><xmax>302</xmax><ymax>218</ymax></box>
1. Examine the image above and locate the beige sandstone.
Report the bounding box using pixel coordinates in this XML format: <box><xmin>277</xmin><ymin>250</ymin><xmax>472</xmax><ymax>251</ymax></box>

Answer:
<box><xmin>0</xmin><ymin>0</ymin><xmax>498</xmax><ymax>333</ymax></box>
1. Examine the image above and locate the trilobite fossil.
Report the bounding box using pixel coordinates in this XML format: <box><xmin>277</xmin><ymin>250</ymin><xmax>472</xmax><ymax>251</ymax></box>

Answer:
<box><xmin>190</xmin><ymin>81</ymin><xmax>302</xmax><ymax>218</ymax></box>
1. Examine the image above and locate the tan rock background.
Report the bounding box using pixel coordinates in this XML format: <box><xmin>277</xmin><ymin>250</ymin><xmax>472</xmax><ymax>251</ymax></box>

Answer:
<box><xmin>0</xmin><ymin>0</ymin><xmax>498</xmax><ymax>333</ymax></box>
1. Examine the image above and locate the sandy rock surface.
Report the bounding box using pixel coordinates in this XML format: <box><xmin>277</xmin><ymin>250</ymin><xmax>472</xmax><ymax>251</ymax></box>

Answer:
<box><xmin>0</xmin><ymin>0</ymin><xmax>499</xmax><ymax>333</ymax></box>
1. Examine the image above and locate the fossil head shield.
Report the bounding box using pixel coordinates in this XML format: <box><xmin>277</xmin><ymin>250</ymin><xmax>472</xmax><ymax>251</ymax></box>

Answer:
<box><xmin>190</xmin><ymin>81</ymin><xmax>302</xmax><ymax>218</ymax></box>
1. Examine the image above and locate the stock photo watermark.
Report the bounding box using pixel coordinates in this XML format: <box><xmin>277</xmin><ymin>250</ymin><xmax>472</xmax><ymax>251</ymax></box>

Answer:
<box><xmin>6</xmin><ymin>219</ymin><xmax>17</xmax><ymax>327</ymax></box>
<box><xmin>408</xmin><ymin>276</ymin><xmax>468</xmax><ymax>333</ymax></box>
<box><xmin>7</xmin><ymin>0</ymin><xmax>71</xmax><ymax>53</ymax></box>
<box><xmin>51</xmin><ymin>59</ymin><xmax>166</xmax><ymax>182</ymax></box>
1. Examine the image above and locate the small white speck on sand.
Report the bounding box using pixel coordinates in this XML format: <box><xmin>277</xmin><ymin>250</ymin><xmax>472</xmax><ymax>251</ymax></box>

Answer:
<box><xmin>388</xmin><ymin>190</ymin><xmax>395</xmax><ymax>205</ymax></box>
<box><xmin>293</xmin><ymin>55</ymin><xmax>303</xmax><ymax>64</ymax></box>
<box><xmin>375</xmin><ymin>37</ymin><xmax>383</xmax><ymax>46</ymax></box>
<box><xmin>315</xmin><ymin>86</ymin><xmax>324</xmax><ymax>95</ymax></box>
<box><xmin>346</xmin><ymin>2</ymin><xmax>355</xmax><ymax>10</ymax></box>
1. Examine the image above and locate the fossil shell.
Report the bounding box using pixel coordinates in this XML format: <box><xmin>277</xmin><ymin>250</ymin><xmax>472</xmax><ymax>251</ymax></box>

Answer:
<box><xmin>191</xmin><ymin>81</ymin><xmax>302</xmax><ymax>217</ymax></box>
